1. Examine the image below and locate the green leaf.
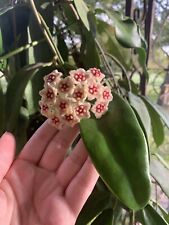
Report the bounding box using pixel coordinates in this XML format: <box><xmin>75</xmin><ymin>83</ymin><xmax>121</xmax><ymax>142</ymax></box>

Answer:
<box><xmin>76</xmin><ymin>189</ymin><xmax>111</xmax><ymax>225</ymax></box>
<box><xmin>136</xmin><ymin>204</ymin><xmax>168</xmax><ymax>225</ymax></box>
<box><xmin>135</xmin><ymin>48</ymin><xmax>149</xmax><ymax>81</ymax></box>
<box><xmin>150</xmin><ymin>156</ymin><xmax>169</xmax><ymax>198</ymax></box>
<box><xmin>5</xmin><ymin>64</ymin><xmax>41</xmax><ymax>132</ymax></box>
<box><xmin>100</xmin><ymin>10</ymin><xmax>141</xmax><ymax>48</ymax></box>
<box><xmin>74</xmin><ymin>0</ymin><xmax>90</xmax><ymax>30</ymax></box>
<box><xmin>14</xmin><ymin>106</ymin><xmax>29</xmax><ymax>154</ymax></box>
<box><xmin>24</xmin><ymin>81</ymin><xmax>37</xmax><ymax>115</ymax></box>
<box><xmin>114</xmin><ymin>18</ymin><xmax>142</xmax><ymax>48</ymax></box>
<box><xmin>155</xmin><ymin>105</ymin><xmax>169</xmax><ymax>129</ymax></box>
<box><xmin>83</xmin><ymin>31</ymin><xmax>100</xmax><ymax>68</ymax></box>
<box><xmin>91</xmin><ymin>209</ymin><xmax>113</xmax><ymax>225</ymax></box>
<box><xmin>142</xmin><ymin>97</ymin><xmax>169</xmax><ymax>129</ymax></box>
<box><xmin>80</xmin><ymin>92</ymin><xmax>151</xmax><ymax>210</ymax></box>
<box><xmin>96</xmin><ymin>20</ymin><xmax>132</xmax><ymax>71</ymax></box>
<box><xmin>128</xmin><ymin>92</ymin><xmax>151</xmax><ymax>137</ymax></box>
<box><xmin>57</xmin><ymin>33</ymin><xmax>69</xmax><ymax>62</ymax></box>
<box><xmin>141</xmin><ymin>97</ymin><xmax>164</xmax><ymax>147</ymax></box>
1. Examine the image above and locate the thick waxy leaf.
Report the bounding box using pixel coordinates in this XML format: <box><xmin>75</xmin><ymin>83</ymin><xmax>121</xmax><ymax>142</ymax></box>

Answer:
<box><xmin>96</xmin><ymin>20</ymin><xmax>131</xmax><ymax>71</ymax></box>
<box><xmin>80</xmin><ymin>92</ymin><xmax>151</xmax><ymax>210</ymax></box>
<box><xmin>5</xmin><ymin>64</ymin><xmax>41</xmax><ymax>132</ymax></box>
<box><xmin>96</xmin><ymin>9</ymin><xmax>142</xmax><ymax>48</ymax></box>
<box><xmin>128</xmin><ymin>92</ymin><xmax>151</xmax><ymax>136</ymax></box>
<box><xmin>141</xmin><ymin>97</ymin><xmax>165</xmax><ymax>147</ymax></box>
<box><xmin>76</xmin><ymin>190</ymin><xmax>111</xmax><ymax>225</ymax></box>
<box><xmin>135</xmin><ymin>48</ymin><xmax>149</xmax><ymax>80</ymax></box>
<box><xmin>74</xmin><ymin>0</ymin><xmax>90</xmax><ymax>30</ymax></box>
<box><xmin>150</xmin><ymin>156</ymin><xmax>169</xmax><ymax>198</ymax></box>
<box><xmin>82</xmin><ymin>31</ymin><xmax>100</xmax><ymax>68</ymax></box>
<box><xmin>136</xmin><ymin>204</ymin><xmax>168</xmax><ymax>225</ymax></box>
<box><xmin>91</xmin><ymin>209</ymin><xmax>113</xmax><ymax>225</ymax></box>
<box><xmin>114</xmin><ymin>18</ymin><xmax>142</xmax><ymax>48</ymax></box>
<box><xmin>155</xmin><ymin>104</ymin><xmax>169</xmax><ymax>129</ymax></box>
<box><xmin>14</xmin><ymin>107</ymin><xmax>29</xmax><ymax>153</ymax></box>
<box><xmin>142</xmin><ymin>97</ymin><xmax>169</xmax><ymax>129</ymax></box>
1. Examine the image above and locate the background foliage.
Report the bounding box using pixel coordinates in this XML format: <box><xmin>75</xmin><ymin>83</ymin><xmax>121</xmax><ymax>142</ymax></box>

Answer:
<box><xmin>0</xmin><ymin>0</ymin><xmax>169</xmax><ymax>224</ymax></box>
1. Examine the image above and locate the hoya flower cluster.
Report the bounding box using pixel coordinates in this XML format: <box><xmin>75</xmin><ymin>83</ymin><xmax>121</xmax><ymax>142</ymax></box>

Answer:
<box><xmin>39</xmin><ymin>68</ymin><xmax>113</xmax><ymax>129</ymax></box>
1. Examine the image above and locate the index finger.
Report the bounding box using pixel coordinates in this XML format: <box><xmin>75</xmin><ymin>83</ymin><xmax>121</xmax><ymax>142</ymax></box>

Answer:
<box><xmin>19</xmin><ymin>120</ymin><xmax>58</xmax><ymax>164</ymax></box>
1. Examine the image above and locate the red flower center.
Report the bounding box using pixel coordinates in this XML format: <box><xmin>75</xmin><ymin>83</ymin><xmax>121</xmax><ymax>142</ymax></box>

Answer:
<box><xmin>76</xmin><ymin>105</ymin><xmax>86</xmax><ymax>115</ymax></box>
<box><xmin>103</xmin><ymin>90</ymin><xmax>110</xmax><ymax>100</ymax></box>
<box><xmin>42</xmin><ymin>104</ymin><xmax>49</xmax><ymax>112</ymax></box>
<box><xmin>96</xmin><ymin>103</ymin><xmax>105</xmax><ymax>113</ymax></box>
<box><xmin>74</xmin><ymin>90</ymin><xmax>83</xmax><ymax>99</ymax></box>
<box><xmin>59</xmin><ymin>102</ymin><xmax>67</xmax><ymax>110</ymax></box>
<box><xmin>52</xmin><ymin>116</ymin><xmax>60</xmax><ymax>124</ymax></box>
<box><xmin>89</xmin><ymin>85</ymin><xmax>98</xmax><ymax>95</ymax></box>
<box><xmin>74</xmin><ymin>72</ymin><xmax>86</xmax><ymax>82</ymax></box>
<box><xmin>64</xmin><ymin>114</ymin><xmax>74</xmax><ymax>121</ymax></box>
<box><xmin>60</xmin><ymin>83</ymin><xmax>69</xmax><ymax>92</ymax></box>
<box><xmin>90</xmin><ymin>68</ymin><xmax>101</xmax><ymax>77</ymax></box>
<box><xmin>47</xmin><ymin>74</ymin><xmax>56</xmax><ymax>83</ymax></box>
<box><xmin>46</xmin><ymin>89</ymin><xmax>54</xmax><ymax>100</ymax></box>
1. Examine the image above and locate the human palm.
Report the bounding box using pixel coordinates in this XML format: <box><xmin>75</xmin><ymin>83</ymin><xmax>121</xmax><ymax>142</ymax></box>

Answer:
<box><xmin>0</xmin><ymin>121</ymin><xmax>98</xmax><ymax>225</ymax></box>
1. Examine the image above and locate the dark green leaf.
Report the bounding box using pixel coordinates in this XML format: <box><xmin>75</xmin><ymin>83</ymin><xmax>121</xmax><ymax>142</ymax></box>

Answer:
<box><xmin>142</xmin><ymin>97</ymin><xmax>169</xmax><ymax>129</ymax></box>
<box><xmin>92</xmin><ymin>209</ymin><xmax>113</xmax><ymax>225</ymax></box>
<box><xmin>141</xmin><ymin>97</ymin><xmax>164</xmax><ymax>147</ymax></box>
<box><xmin>128</xmin><ymin>92</ymin><xmax>151</xmax><ymax>137</ymax></box>
<box><xmin>150</xmin><ymin>156</ymin><xmax>169</xmax><ymax>198</ymax></box>
<box><xmin>97</xmin><ymin>20</ymin><xmax>132</xmax><ymax>71</ymax></box>
<box><xmin>136</xmin><ymin>204</ymin><xmax>168</xmax><ymax>225</ymax></box>
<box><xmin>83</xmin><ymin>31</ymin><xmax>100</xmax><ymax>68</ymax></box>
<box><xmin>135</xmin><ymin>48</ymin><xmax>149</xmax><ymax>81</ymax></box>
<box><xmin>80</xmin><ymin>92</ymin><xmax>151</xmax><ymax>210</ymax></box>
<box><xmin>75</xmin><ymin>190</ymin><xmax>111</xmax><ymax>225</ymax></box>
<box><xmin>14</xmin><ymin>107</ymin><xmax>29</xmax><ymax>154</ymax></box>
<box><xmin>57</xmin><ymin>33</ymin><xmax>69</xmax><ymax>62</ymax></box>
<box><xmin>5</xmin><ymin>64</ymin><xmax>41</xmax><ymax>132</ymax></box>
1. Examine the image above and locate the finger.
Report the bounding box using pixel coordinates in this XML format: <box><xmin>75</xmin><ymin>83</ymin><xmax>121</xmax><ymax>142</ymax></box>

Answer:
<box><xmin>19</xmin><ymin>120</ymin><xmax>58</xmax><ymax>164</ymax></box>
<box><xmin>56</xmin><ymin>140</ymin><xmax>88</xmax><ymax>189</ymax></box>
<box><xmin>39</xmin><ymin>125</ymin><xmax>79</xmax><ymax>171</ymax></box>
<box><xmin>65</xmin><ymin>157</ymin><xmax>99</xmax><ymax>215</ymax></box>
<box><xmin>0</xmin><ymin>132</ymin><xmax>15</xmax><ymax>183</ymax></box>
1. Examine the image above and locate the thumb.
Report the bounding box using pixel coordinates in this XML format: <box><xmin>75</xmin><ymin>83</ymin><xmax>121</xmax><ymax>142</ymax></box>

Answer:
<box><xmin>0</xmin><ymin>132</ymin><xmax>15</xmax><ymax>183</ymax></box>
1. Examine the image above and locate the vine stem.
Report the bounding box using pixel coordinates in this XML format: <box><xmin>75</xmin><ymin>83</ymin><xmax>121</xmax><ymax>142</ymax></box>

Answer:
<box><xmin>95</xmin><ymin>39</ymin><xmax>122</xmax><ymax>95</ymax></box>
<box><xmin>29</xmin><ymin>0</ymin><xmax>64</xmax><ymax>65</ymax></box>
<box><xmin>0</xmin><ymin>39</ymin><xmax>45</xmax><ymax>61</ymax></box>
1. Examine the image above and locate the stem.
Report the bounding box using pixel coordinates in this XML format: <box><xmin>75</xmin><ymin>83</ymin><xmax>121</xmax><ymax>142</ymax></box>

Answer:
<box><xmin>95</xmin><ymin>39</ymin><xmax>119</xmax><ymax>90</ymax></box>
<box><xmin>105</xmin><ymin>52</ymin><xmax>131</xmax><ymax>92</ymax></box>
<box><xmin>29</xmin><ymin>0</ymin><xmax>64</xmax><ymax>65</ymax></box>
<box><xmin>129</xmin><ymin>210</ymin><xmax>135</xmax><ymax>225</ymax></box>
<box><xmin>38</xmin><ymin>13</ymin><xmax>64</xmax><ymax>65</ymax></box>
<box><xmin>0</xmin><ymin>39</ymin><xmax>45</xmax><ymax>61</ymax></box>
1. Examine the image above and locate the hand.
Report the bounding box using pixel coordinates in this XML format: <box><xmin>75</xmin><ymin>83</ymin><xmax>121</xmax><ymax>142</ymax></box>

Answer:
<box><xmin>0</xmin><ymin>121</ymin><xmax>98</xmax><ymax>225</ymax></box>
